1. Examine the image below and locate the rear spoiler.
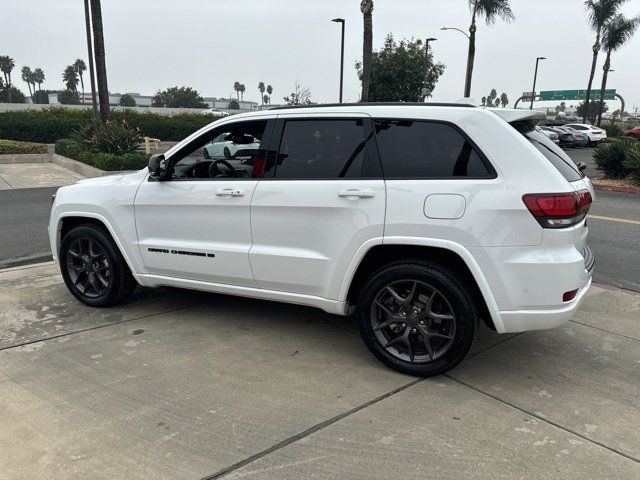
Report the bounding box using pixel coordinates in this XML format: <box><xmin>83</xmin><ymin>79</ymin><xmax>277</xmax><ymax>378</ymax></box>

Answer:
<box><xmin>488</xmin><ymin>108</ymin><xmax>545</xmax><ymax>133</ymax></box>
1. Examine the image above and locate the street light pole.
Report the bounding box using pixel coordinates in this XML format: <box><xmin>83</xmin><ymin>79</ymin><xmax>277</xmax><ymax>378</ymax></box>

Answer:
<box><xmin>83</xmin><ymin>0</ymin><xmax>98</xmax><ymax>121</ymax></box>
<box><xmin>422</xmin><ymin>37</ymin><xmax>437</xmax><ymax>101</ymax></box>
<box><xmin>332</xmin><ymin>18</ymin><xmax>345</xmax><ymax>103</ymax></box>
<box><xmin>441</xmin><ymin>27</ymin><xmax>470</xmax><ymax>97</ymax></box>
<box><xmin>530</xmin><ymin>56</ymin><xmax>546</xmax><ymax>110</ymax></box>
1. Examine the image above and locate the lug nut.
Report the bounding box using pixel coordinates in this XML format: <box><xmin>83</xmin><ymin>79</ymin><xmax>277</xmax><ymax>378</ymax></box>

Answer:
<box><xmin>401</xmin><ymin>311</ymin><xmax>407</xmax><ymax>317</ymax></box>
<box><xmin>412</xmin><ymin>328</ymin><xmax>417</xmax><ymax>333</ymax></box>
<box><xmin>419</xmin><ymin>320</ymin><xmax>425</xmax><ymax>325</ymax></box>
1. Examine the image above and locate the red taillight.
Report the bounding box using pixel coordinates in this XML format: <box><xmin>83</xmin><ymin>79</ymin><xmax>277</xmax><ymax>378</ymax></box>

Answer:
<box><xmin>522</xmin><ymin>189</ymin><xmax>592</xmax><ymax>228</ymax></box>
<box><xmin>563</xmin><ymin>289</ymin><xmax>578</xmax><ymax>302</ymax></box>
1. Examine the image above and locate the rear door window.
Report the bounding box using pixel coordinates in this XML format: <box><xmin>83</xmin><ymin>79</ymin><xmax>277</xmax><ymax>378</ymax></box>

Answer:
<box><xmin>524</xmin><ymin>129</ymin><xmax>583</xmax><ymax>182</ymax></box>
<box><xmin>373</xmin><ymin>119</ymin><xmax>493</xmax><ymax>179</ymax></box>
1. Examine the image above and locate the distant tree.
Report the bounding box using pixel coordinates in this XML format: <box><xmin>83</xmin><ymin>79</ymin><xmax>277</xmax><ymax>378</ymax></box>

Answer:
<box><xmin>263</xmin><ymin>94</ymin><xmax>270</xmax><ymax>105</ymax></box>
<box><xmin>21</xmin><ymin>66</ymin><xmax>33</xmax><ymax>99</ymax></box>
<box><xmin>555</xmin><ymin>101</ymin><xmax>567</xmax><ymax>112</ymax></box>
<box><xmin>233</xmin><ymin>81</ymin><xmax>241</xmax><ymax>100</ymax></box>
<box><xmin>283</xmin><ymin>81</ymin><xmax>312</xmax><ymax>105</ymax></box>
<box><xmin>0</xmin><ymin>55</ymin><xmax>16</xmax><ymax>102</ymax></box>
<box><xmin>597</xmin><ymin>13</ymin><xmax>639</xmax><ymax>125</ymax></box>
<box><xmin>151</xmin><ymin>86</ymin><xmax>207</xmax><ymax>108</ymax></box>
<box><xmin>33</xmin><ymin>89</ymin><xmax>49</xmax><ymax>104</ymax></box>
<box><xmin>33</xmin><ymin>68</ymin><xmax>45</xmax><ymax>91</ymax></box>
<box><xmin>57</xmin><ymin>89</ymin><xmax>80</xmax><ymax>105</ymax></box>
<box><xmin>266</xmin><ymin>84</ymin><xmax>273</xmax><ymax>104</ymax></box>
<box><xmin>229</xmin><ymin>99</ymin><xmax>240</xmax><ymax>110</ymax></box>
<box><xmin>63</xmin><ymin>65</ymin><xmax>79</xmax><ymax>91</ymax></box>
<box><xmin>119</xmin><ymin>93</ymin><xmax>136</xmax><ymax>107</ymax></box>
<box><xmin>486</xmin><ymin>88</ymin><xmax>498</xmax><ymax>107</ymax></box>
<box><xmin>0</xmin><ymin>85</ymin><xmax>25</xmax><ymax>103</ymax></box>
<box><xmin>465</xmin><ymin>0</ymin><xmax>515</xmax><ymax>97</ymax></box>
<box><xmin>74</xmin><ymin>59</ymin><xmax>87</xmax><ymax>103</ymax></box>
<box><xmin>577</xmin><ymin>100</ymin><xmax>608</xmax><ymax>123</ymax></box>
<box><xmin>356</xmin><ymin>34</ymin><xmax>445</xmax><ymax>102</ymax></box>
<box><xmin>481</xmin><ymin>96</ymin><xmax>487</xmax><ymax>106</ymax></box>
<box><xmin>500</xmin><ymin>92</ymin><xmax>509</xmax><ymax>108</ymax></box>
<box><xmin>360</xmin><ymin>0</ymin><xmax>374</xmax><ymax>101</ymax></box>
<box><xmin>258</xmin><ymin>81</ymin><xmax>265</xmax><ymax>106</ymax></box>
<box><xmin>239</xmin><ymin>83</ymin><xmax>245</xmax><ymax>101</ymax></box>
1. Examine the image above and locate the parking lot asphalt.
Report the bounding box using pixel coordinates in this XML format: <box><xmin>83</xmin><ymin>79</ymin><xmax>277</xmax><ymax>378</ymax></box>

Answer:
<box><xmin>1</xmin><ymin>263</ymin><xmax>639</xmax><ymax>479</ymax></box>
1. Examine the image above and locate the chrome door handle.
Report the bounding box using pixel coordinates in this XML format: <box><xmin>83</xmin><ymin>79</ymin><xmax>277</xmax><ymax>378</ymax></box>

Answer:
<box><xmin>216</xmin><ymin>188</ymin><xmax>244</xmax><ymax>197</ymax></box>
<box><xmin>338</xmin><ymin>189</ymin><xmax>375</xmax><ymax>199</ymax></box>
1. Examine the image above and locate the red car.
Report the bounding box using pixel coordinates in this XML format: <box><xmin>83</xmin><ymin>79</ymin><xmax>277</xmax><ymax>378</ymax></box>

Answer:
<box><xmin>624</xmin><ymin>126</ymin><xmax>640</xmax><ymax>140</ymax></box>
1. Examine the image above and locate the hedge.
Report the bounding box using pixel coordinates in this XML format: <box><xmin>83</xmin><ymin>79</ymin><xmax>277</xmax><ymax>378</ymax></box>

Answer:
<box><xmin>0</xmin><ymin>139</ymin><xmax>48</xmax><ymax>154</ymax></box>
<box><xmin>55</xmin><ymin>139</ymin><xmax>148</xmax><ymax>171</ymax></box>
<box><xmin>0</xmin><ymin>107</ymin><xmax>215</xmax><ymax>143</ymax></box>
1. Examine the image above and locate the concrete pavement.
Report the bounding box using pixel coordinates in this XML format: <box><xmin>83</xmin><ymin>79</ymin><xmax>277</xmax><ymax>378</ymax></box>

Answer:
<box><xmin>0</xmin><ymin>162</ymin><xmax>85</xmax><ymax>190</ymax></box>
<box><xmin>0</xmin><ymin>263</ymin><xmax>638</xmax><ymax>479</ymax></box>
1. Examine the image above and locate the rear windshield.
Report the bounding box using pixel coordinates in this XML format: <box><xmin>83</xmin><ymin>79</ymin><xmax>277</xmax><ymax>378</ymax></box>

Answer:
<box><xmin>524</xmin><ymin>129</ymin><xmax>583</xmax><ymax>182</ymax></box>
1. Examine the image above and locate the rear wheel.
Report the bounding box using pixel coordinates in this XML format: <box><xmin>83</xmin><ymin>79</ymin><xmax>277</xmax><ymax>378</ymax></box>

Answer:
<box><xmin>357</xmin><ymin>263</ymin><xmax>477</xmax><ymax>376</ymax></box>
<box><xmin>60</xmin><ymin>225</ymin><xmax>136</xmax><ymax>307</ymax></box>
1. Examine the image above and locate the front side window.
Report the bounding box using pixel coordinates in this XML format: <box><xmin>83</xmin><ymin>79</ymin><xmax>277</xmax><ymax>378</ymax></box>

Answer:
<box><xmin>171</xmin><ymin>120</ymin><xmax>268</xmax><ymax>180</ymax></box>
<box><xmin>273</xmin><ymin>119</ymin><xmax>370</xmax><ymax>179</ymax></box>
<box><xmin>373</xmin><ymin>120</ymin><xmax>492</xmax><ymax>179</ymax></box>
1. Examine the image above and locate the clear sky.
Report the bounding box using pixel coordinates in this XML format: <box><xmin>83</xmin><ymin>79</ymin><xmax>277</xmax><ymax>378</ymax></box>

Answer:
<box><xmin>2</xmin><ymin>0</ymin><xmax>639</xmax><ymax>112</ymax></box>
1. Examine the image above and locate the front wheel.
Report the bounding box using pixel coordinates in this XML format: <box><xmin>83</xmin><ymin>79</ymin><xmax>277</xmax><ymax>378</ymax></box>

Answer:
<box><xmin>60</xmin><ymin>225</ymin><xmax>137</xmax><ymax>307</ymax></box>
<box><xmin>357</xmin><ymin>263</ymin><xmax>477</xmax><ymax>377</ymax></box>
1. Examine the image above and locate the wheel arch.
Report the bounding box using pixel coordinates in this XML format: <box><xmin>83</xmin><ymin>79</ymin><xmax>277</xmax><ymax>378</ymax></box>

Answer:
<box><xmin>56</xmin><ymin>213</ymin><xmax>138</xmax><ymax>277</ymax></box>
<box><xmin>341</xmin><ymin>239</ymin><xmax>503</xmax><ymax>332</ymax></box>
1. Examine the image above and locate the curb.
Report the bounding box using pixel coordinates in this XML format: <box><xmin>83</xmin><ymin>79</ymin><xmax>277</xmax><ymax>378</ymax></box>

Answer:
<box><xmin>0</xmin><ymin>153</ymin><xmax>105</xmax><ymax>179</ymax></box>
<box><xmin>592</xmin><ymin>183</ymin><xmax>640</xmax><ymax>195</ymax></box>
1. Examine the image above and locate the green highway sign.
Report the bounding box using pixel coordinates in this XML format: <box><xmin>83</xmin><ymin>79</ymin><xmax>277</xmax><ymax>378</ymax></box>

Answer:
<box><xmin>539</xmin><ymin>89</ymin><xmax>616</xmax><ymax>101</ymax></box>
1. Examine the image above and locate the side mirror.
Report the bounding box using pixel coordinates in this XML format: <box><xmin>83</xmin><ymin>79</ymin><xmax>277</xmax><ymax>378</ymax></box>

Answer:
<box><xmin>576</xmin><ymin>161</ymin><xmax>587</xmax><ymax>172</ymax></box>
<box><xmin>148</xmin><ymin>154</ymin><xmax>167</xmax><ymax>180</ymax></box>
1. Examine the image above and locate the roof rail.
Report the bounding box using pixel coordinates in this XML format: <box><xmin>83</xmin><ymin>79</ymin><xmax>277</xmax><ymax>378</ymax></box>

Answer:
<box><xmin>268</xmin><ymin>102</ymin><xmax>477</xmax><ymax>111</ymax></box>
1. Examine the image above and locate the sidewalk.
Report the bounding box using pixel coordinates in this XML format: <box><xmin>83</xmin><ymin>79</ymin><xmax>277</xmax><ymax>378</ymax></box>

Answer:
<box><xmin>0</xmin><ymin>162</ymin><xmax>85</xmax><ymax>189</ymax></box>
<box><xmin>0</xmin><ymin>263</ymin><xmax>638</xmax><ymax>479</ymax></box>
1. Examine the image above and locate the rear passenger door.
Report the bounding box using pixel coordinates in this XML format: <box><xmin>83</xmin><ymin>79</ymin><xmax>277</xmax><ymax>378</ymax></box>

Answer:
<box><xmin>249</xmin><ymin>114</ymin><xmax>385</xmax><ymax>299</ymax></box>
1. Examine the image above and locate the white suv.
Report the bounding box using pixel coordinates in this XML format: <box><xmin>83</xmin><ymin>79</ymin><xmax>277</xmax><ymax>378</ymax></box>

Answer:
<box><xmin>49</xmin><ymin>104</ymin><xmax>594</xmax><ymax>376</ymax></box>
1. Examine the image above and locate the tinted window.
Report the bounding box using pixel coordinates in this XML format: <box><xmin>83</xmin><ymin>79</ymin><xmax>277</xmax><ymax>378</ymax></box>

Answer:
<box><xmin>525</xmin><ymin>129</ymin><xmax>583</xmax><ymax>182</ymax></box>
<box><xmin>567</xmin><ymin>125</ymin><xmax>587</xmax><ymax>130</ymax></box>
<box><xmin>274</xmin><ymin>119</ymin><xmax>369</xmax><ymax>179</ymax></box>
<box><xmin>373</xmin><ymin>120</ymin><xmax>491</xmax><ymax>178</ymax></box>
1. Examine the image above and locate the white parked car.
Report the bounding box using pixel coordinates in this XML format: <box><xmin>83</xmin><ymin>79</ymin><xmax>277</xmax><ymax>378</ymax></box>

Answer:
<box><xmin>202</xmin><ymin>132</ymin><xmax>261</xmax><ymax>161</ymax></box>
<box><xmin>535</xmin><ymin>125</ymin><xmax>559</xmax><ymax>144</ymax></box>
<box><xmin>49</xmin><ymin>104</ymin><xmax>594</xmax><ymax>376</ymax></box>
<box><xmin>564</xmin><ymin>123</ymin><xmax>607</xmax><ymax>146</ymax></box>
<box><xmin>201</xmin><ymin>108</ymin><xmax>230</xmax><ymax>117</ymax></box>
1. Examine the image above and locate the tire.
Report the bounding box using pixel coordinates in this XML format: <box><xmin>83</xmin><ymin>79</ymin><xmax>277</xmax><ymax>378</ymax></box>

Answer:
<box><xmin>357</xmin><ymin>262</ymin><xmax>478</xmax><ymax>377</ymax></box>
<box><xmin>59</xmin><ymin>224</ymin><xmax>137</xmax><ymax>307</ymax></box>
<box><xmin>223</xmin><ymin>147</ymin><xmax>231</xmax><ymax>159</ymax></box>
<box><xmin>203</xmin><ymin>148</ymin><xmax>210</xmax><ymax>159</ymax></box>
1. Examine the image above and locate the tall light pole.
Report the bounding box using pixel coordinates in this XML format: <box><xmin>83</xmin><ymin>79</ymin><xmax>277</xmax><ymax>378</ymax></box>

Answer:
<box><xmin>83</xmin><ymin>0</ymin><xmax>98</xmax><ymax>121</ymax></box>
<box><xmin>441</xmin><ymin>27</ymin><xmax>470</xmax><ymax>98</ymax></box>
<box><xmin>332</xmin><ymin>18</ymin><xmax>345</xmax><ymax>103</ymax></box>
<box><xmin>422</xmin><ymin>37</ymin><xmax>437</xmax><ymax>101</ymax></box>
<box><xmin>530</xmin><ymin>56</ymin><xmax>546</xmax><ymax>110</ymax></box>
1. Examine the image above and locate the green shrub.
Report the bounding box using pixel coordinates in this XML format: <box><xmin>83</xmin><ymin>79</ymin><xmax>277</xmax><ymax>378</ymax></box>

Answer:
<box><xmin>594</xmin><ymin>138</ymin><xmax>639</xmax><ymax>178</ymax></box>
<box><xmin>623</xmin><ymin>147</ymin><xmax>640</xmax><ymax>186</ymax></box>
<box><xmin>229</xmin><ymin>99</ymin><xmax>239</xmax><ymax>110</ymax></box>
<box><xmin>57</xmin><ymin>90</ymin><xmax>80</xmax><ymax>105</ymax></box>
<box><xmin>0</xmin><ymin>86</ymin><xmax>26</xmax><ymax>103</ymax></box>
<box><xmin>119</xmin><ymin>94</ymin><xmax>136</xmax><ymax>107</ymax></box>
<box><xmin>602</xmin><ymin>123</ymin><xmax>623</xmax><ymax>138</ymax></box>
<box><xmin>70</xmin><ymin>119</ymin><xmax>142</xmax><ymax>155</ymax></box>
<box><xmin>0</xmin><ymin>107</ymin><xmax>213</xmax><ymax>143</ymax></box>
<box><xmin>33</xmin><ymin>90</ymin><xmax>50</xmax><ymax>104</ymax></box>
<box><xmin>55</xmin><ymin>138</ymin><xmax>84</xmax><ymax>158</ymax></box>
<box><xmin>0</xmin><ymin>139</ymin><xmax>47</xmax><ymax>154</ymax></box>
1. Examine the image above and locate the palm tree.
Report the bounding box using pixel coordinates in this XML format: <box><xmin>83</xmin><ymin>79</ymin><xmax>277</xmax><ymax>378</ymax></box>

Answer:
<box><xmin>360</xmin><ymin>0</ymin><xmax>374</xmax><ymax>102</ymax></box>
<box><xmin>465</xmin><ymin>1</ymin><xmax>515</xmax><ymax>98</ymax></box>
<box><xmin>74</xmin><ymin>58</ymin><xmax>87</xmax><ymax>103</ymax></box>
<box><xmin>90</xmin><ymin>0</ymin><xmax>110</xmax><ymax>123</ymax></box>
<box><xmin>21</xmin><ymin>66</ymin><xmax>33</xmax><ymax>99</ymax></box>
<box><xmin>258</xmin><ymin>81</ymin><xmax>265</xmax><ymax>106</ymax></box>
<box><xmin>63</xmin><ymin>65</ymin><xmax>80</xmax><ymax>91</ymax></box>
<box><xmin>583</xmin><ymin>0</ymin><xmax>627</xmax><ymax>123</ymax></box>
<box><xmin>33</xmin><ymin>68</ymin><xmax>45</xmax><ymax>91</ymax></box>
<box><xmin>266</xmin><ymin>84</ymin><xmax>273</xmax><ymax>104</ymax></box>
<box><xmin>233</xmin><ymin>81</ymin><xmax>241</xmax><ymax>100</ymax></box>
<box><xmin>239</xmin><ymin>83</ymin><xmax>245</xmax><ymax>101</ymax></box>
<box><xmin>0</xmin><ymin>55</ymin><xmax>16</xmax><ymax>102</ymax></box>
<box><xmin>597</xmin><ymin>13</ymin><xmax>639</xmax><ymax>125</ymax></box>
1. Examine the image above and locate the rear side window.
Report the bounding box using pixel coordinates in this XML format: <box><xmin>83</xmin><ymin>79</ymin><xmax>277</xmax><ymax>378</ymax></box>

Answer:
<box><xmin>373</xmin><ymin>120</ymin><xmax>492</xmax><ymax>179</ymax></box>
<box><xmin>274</xmin><ymin>119</ymin><xmax>370</xmax><ymax>179</ymax></box>
<box><xmin>525</xmin><ymin>129</ymin><xmax>583</xmax><ymax>182</ymax></box>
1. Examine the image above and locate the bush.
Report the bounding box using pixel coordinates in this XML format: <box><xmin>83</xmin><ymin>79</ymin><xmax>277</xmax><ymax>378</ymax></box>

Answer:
<box><xmin>0</xmin><ymin>139</ymin><xmax>47</xmax><ymax>154</ymax></box>
<box><xmin>71</xmin><ymin>119</ymin><xmax>142</xmax><ymax>155</ymax></box>
<box><xmin>55</xmin><ymin>138</ymin><xmax>148</xmax><ymax>171</ymax></box>
<box><xmin>57</xmin><ymin>90</ymin><xmax>80</xmax><ymax>105</ymax></box>
<box><xmin>119</xmin><ymin>94</ymin><xmax>136</xmax><ymax>107</ymax></box>
<box><xmin>33</xmin><ymin>90</ymin><xmax>50</xmax><ymax>104</ymax></box>
<box><xmin>0</xmin><ymin>86</ymin><xmax>26</xmax><ymax>103</ymax></box>
<box><xmin>229</xmin><ymin>99</ymin><xmax>239</xmax><ymax>110</ymax></box>
<box><xmin>623</xmin><ymin>147</ymin><xmax>640</xmax><ymax>186</ymax></box>
<box><xmin>0</xmin><ymin>107</ymin><xmax>212</xmax><ymax>143</ymax></box>
<box><xmin>602</xmin><ymin>123</ymin><xmax>624</xmax><ymax>138</ymax></box>
<box><xmin>594</xmin><ymin>138</ymin><xmax>638</xmax><ymax>178</ymax></box>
